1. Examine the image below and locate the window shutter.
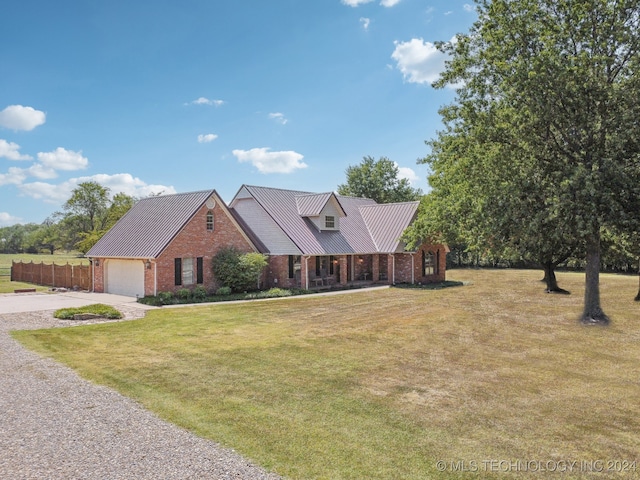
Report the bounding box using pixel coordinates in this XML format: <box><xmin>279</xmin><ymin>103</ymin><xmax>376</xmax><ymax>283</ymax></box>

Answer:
<box><xmin>175</xmin><ymin>258</ymin><xmax>182</xmax><ymax>285</ymax></box>
<box><xmin>197</xmin><ymin>257</ymin><xmax>204</xmax><ymax>284</ymax></box>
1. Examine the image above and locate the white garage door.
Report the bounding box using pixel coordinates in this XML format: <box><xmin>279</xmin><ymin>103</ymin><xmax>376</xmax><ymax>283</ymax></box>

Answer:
<box><xmin>106</xmin><ymin>259</ymin><xmax>145</xmax><ymax>297</ymax></box>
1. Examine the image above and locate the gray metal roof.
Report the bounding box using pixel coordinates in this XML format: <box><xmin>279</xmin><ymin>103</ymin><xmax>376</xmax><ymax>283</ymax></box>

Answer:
<box><xmin>360</xmin><ymin>202</ymin><xmax>419</xmax><ymax>252</ymax></box>
<box><xmin>231</xmin><ymin>185</ymin><xmax>418</xmax><ymax>255</ymax></box>
<box><xmin>86</xmin><ymin>190</ymin><xmax>215</xmax><ymax>258</ymax></box>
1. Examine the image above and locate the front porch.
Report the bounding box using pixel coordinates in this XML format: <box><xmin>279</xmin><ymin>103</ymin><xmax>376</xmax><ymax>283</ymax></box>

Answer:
<box><xmin>298</xmin><ymin>254</ymin><xmax>391</xmax><ymax>291</ymax></box>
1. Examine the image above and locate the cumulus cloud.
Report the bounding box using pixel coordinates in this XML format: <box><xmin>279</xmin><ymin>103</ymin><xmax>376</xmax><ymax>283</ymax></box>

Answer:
<box><xmin>360</xmin><ymin>17</ymin><xmax>371</xmax><ymax>30</ymax></box>
<box><xmin>391</xmin><ymin>37</ymin><xmax>452</xmax><ymax>85</ymax></box>
<box><xmin>381</xmin><ymin>0</ymin><xmax>401</xmax><ymax>6</ymax></box>
<box><xmin>464</xmin><ymin>3</ymin><xmax>474</xmax><ymax>12</ymax></box>
<box><xmin>186</xmin><ymin>97</ymin><xmax>225</xmax><ymax>107</ymax></box>
<box><xmin>0</xmin><ymin>167</ymin><xmax>27</xmax><ymax>186</ymax></box>
<box><xmin>0</xmin><ymin>105</ymin><xmax>46</xmax><ymax>131</ymax></box>
<box><xmin>395</xmin><ymin>163</ymin><xmax>420</xmax><ymax>185</ymax></box>
<box><xmin>198</xmin><ymin>133</ymin><xmax>218</xmax><ymax>143</ymax></box>
<box><xmin>232</xmin><ymin>147</ymin><xmax>307</xmax><ymax>174</ymax></box>
<box><xmin>268</xmin><ymin>113</ymin><xmax>288</xmax><ymax>125</ymax></box>
<box><xmin>341</xmin><ymin>0</ymin><xmax>373</xmax><ymax>6</ymax></box>
<box><xmin>26</xmin><ymin>164</ymin><xmax>58</xmax><ymax>179</ymax></box>
<box><xmin>0</xmin><ymin>211</ymin><xmax>22</xmax><ymax>227</ymax></box>
<box><xmin>18</xmin><ymin>173</ymin><xmax>176</xmax><ymax>204</ymax></box>
<box><xmin>0</xmin><ymin>139</ymin><xmax>32</xmax><ymax>160</ymax></box>
<box><xmin>37</xmin><ymin>147</ymin><xmax>88</xmax><ymax>171</ymax></box>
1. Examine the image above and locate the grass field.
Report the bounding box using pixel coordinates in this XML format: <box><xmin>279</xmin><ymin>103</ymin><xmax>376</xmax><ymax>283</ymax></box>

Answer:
<box><xmin>0</xmin><ymin>253</ymin><xmax>87</xmax><ymax>293</ymax></box>
<box><xmin>12</xmin><ymin>269</ymin><xmax>640</xmax><ymax>479</ymax></box>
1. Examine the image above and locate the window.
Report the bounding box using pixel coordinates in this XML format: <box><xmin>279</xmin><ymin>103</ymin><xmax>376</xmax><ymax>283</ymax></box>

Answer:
<box><xmin>176</xmin><ymin>257</ymin><xmax>202</xmax><ymax>286</ymax></box>
<box><xmin>206</xmin><ymin>210</ymin><xmax>214</xmax><ymax>231</ymax></box>
<box><xmin>422</xmin><ymin>250</ymin><xmax>438</xmax><ymax>276</ymax></box>
<box><xmin>182</xmin><ymin>257</ymin><xmax>194</xmax><ymax>285</ymax></box>
<box><xmin>325</xmin><ymin>215</ymin><xmax>335</xmax><ymax>229</ymax></box>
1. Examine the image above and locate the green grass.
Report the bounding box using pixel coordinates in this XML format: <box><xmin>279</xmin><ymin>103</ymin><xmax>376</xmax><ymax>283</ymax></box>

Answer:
<box><xmin>54</xmin><ymin>303</ymin><xmax>122</xmax><ymax>320</ymax></box>
<box><xmin>12</xmin><ymin>269</ymin><xmax>640</xmax><ymax>479</ymax></box>
<box><xmin>0</xmin><ymin>252</ymin><xmax>86</xmax><ymax>293</ymax></box>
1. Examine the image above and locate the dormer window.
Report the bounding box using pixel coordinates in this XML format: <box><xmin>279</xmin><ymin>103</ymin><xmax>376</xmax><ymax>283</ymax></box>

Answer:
<box><xmin>206</xmin><ymin>210</ymin><xmax>214</xmax><ymax>231</ymax></box>
<box><xmin>325</xmin><ymin>215</ymin><xmax>335</xmax><ymax>229</ymax></box>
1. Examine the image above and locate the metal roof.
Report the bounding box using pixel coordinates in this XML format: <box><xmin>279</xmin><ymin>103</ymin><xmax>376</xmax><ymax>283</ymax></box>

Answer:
<box><xmin>359</xmin><ymin>202</ymin><xmax>419</xmax><ymax>252</ymax></box>
<box><xmin>231</xmin><ymin>185</ymin><xmax>418</xmax><ymax>255</ymax></box>
<box><xmin>86</xmin><ymin>190</ymin><xmax>215</xmax><ymax>258</ymax></box>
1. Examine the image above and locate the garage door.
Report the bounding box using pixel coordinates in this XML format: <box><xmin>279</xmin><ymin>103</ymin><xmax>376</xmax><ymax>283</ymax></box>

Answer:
<box><xmin>106</xmin><ymin>259</ymin><xmax>145</xmax><ymax>297</ymax></box>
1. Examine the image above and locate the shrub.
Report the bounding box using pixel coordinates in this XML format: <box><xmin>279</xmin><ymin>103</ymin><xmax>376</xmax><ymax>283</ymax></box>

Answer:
<box><xmin>216</xmin><ymin>286</ymin><xmax>232</xmax><ymax>296</ymax></box>
<box><xmin>158</xmin><ymin>291</ymin><xmax>175</xmax><ymax>305</ymax></box>
<box><xmin>193</xmin><ymin>285</ymin><xmax>208</xmax><ymax>300</ymax></box>
<box><xmin>256</xmin><ymin>288</ymin><xmax>293</xmax><ymax>299</ymax></box>
<box><xmin>176</xmin><ymin>288</ymin><xmax>192</xmax><ymax>300</ymax></box>
<box><xmin>212</xmin><ymin>247</ymin><xmax>268</xmax><ymax>292</ymax></box>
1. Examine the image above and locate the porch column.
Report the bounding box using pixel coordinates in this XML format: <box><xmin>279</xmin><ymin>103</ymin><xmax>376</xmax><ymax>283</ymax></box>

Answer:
<box><xmin>387</xmin><ymin>254</ymin><xmax>395</xmax><ymax>284</ymax></box>
<box><xmin>302</xmin><ymin>256</ymin><xmax>310</xmax><ymax>290</ymax></box>
<box><xmin>340</xmin><ymin>255</ymin><xmax>348</xmax><ymax>286</ymax></box>
<box><xmin>372</xmin><ymin>254</ymin><xmax>380</xmax><ymax>283</ymax></box>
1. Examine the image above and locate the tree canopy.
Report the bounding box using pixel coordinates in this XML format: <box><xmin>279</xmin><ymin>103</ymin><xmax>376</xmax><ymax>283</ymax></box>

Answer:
<box><xmin>337</xmin><ymin>156</ymin><xmax>423</xmax><ymax>203</ymax></box>
<box><xmin>410</xmin><ymin>0</ymin><xmax>640</xmax><ymax>324</ymax></box>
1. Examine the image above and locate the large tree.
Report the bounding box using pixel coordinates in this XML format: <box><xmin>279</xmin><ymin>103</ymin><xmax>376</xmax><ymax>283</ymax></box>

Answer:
<box><xmin>59</xmin><ymin>182</ymin><xmax>135</xmax><ymax>253</ymax></box>
<box><xmin>416</xmin><ymin>0</ymin><xmax>640</xmax><ymax>324</ymax></box>
<box><xmin>337</xmin><ymin>156</ymin><xmax>423</xmax><ymax>203</ymax></box>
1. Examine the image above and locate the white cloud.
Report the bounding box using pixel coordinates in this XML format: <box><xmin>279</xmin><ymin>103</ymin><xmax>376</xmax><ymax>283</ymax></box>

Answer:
<box><xmin>0</xmin><ymin>139</ymin><xmax>32</xmax><ymax>160</ymax></box>
<box><xmin>198</xmin><ymin>133</ymin><xmax>218</xmax><ymax>143</ymax></box>
<box><xmin>463</xmin><ymin>3</ymin><xmax>474</xmax><ymax>12</ymax></box>
<box><xmin>187</xmin><ymin>97</ymin><xmax>225</xmax><ymax>107</ymax></box>
<box><xmin>0</xmin><ymin>212</ymin><xmax>22</xmax><ymax>227</ymax></box>
<box><xmin>232</xmin><ymin>147</ymin><xmax>307</xmax><ymax>174</ymax></box>
<box><xmin>380</xmin><ymin>0</ymin><xmax>401</xmax><ymax>6</ymax></box>
<box><xmin>0</xmin><ymin>167</ymin><xmax>27</xmax><ymax>186</ymax></box>
<box><xmin>37</xmin><ymin>147</ymin><xmax>88</xmax><ymax>171</ymax></box>
<box><xmin>395</xmin><ymin>163</ymin><xmax>420</xmax><ymax>185</ymax></box>
<box><xmin>360</xmin><ymin>17</ymin><xmax>371</xmax><ymax>30</ymax></box>
<box><xmin>391</xmin><ymin>37</ymin><xmax>450</xmax><ymax>85</ymax></box>
<box><xmin>341</xmin><ymin>0</ymin><xmax>373</xmax><ymax>6</ymax></box>
<box><xmin>0</xmin><ymin>105</ymin><xmax>46</xmax><ymax>131</ymax></box>
<box><xmin>18</xmin><ymin>173</ymin><xmax>177</xmax><ymax>204</ymax></box>
<box><xmin>268</xmin><ymin>112</ymin><xmax>288</xmax><ymax>125</ymax></box>
<box><xmin>26</xmin><ymin>163</ymin><xmax>58</xmax><ymax>179</ymax></box>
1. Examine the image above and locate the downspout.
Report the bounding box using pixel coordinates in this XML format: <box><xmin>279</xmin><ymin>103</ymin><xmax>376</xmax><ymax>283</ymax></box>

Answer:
<box><xmin>91</xmin><ymin>259</ymin><xmax>95</xmax><ymax>292</ymax></box>
<box><xmin>154</xmin><ymin>261</ymin><xmax>157</xmax><ymax>297</ymax></box>
<box><xmin>391</xmin><ymin>254</ymin><xmax>395</xmax><ymax>285</ymax></box>
<box><xmin>303</xmin><ymin>255</ymin><xmax>310</xmax><ymax>290</ymax></box>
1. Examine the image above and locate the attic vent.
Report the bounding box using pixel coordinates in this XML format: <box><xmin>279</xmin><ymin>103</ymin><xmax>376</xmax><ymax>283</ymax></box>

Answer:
<box><xmin>206</xmin><ymin>197</ymin><xmax>216</xmax><ymax>209</ymax></box>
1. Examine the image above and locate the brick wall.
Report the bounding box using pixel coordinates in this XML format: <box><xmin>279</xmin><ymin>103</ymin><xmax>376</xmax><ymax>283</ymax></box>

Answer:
<box><xmin>153</xmin><ymin>200</ymin><xmax>254</xmax><ymax>295</ymax></box>
<box><xmin>392</xmin><ymin>243</ymin><xmax>447</xmax><ymax>284</ymax></box>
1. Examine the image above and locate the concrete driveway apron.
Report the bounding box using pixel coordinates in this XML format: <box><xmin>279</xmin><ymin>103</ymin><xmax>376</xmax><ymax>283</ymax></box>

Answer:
<box><xmin>0</xmin><ymin>291</ymin><xmax>154</xmax><ymax>314</ymax></box>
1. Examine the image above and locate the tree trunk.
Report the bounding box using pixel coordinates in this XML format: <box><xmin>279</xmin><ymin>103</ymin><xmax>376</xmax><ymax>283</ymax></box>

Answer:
<box><xmin>635</xmin><ymin>258</ymin><xmax>640</xmax><ymax>302</ymax></box>
<box><xmin>542</xmin><ymin>261</ymin><xmax>569</xmax><ymax>294</ymax></box>
<box><xmin>581</xmin><ymin>234</ymin><xmax>609</xmax><ymax>325</ymax></box>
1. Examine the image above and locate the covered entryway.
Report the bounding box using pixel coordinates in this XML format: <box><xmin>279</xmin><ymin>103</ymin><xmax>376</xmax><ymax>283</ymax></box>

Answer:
<box><xmin>105</xmin><ymin>259</ymin><xmax>145</xmax><ymax>297</ymax></box>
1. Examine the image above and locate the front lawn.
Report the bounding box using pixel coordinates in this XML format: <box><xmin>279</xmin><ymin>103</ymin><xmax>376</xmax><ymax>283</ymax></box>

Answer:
<box><xmin>12</xmin><ymin>269</ymin><xmax>640</xmax><ymax>479</ymax></box>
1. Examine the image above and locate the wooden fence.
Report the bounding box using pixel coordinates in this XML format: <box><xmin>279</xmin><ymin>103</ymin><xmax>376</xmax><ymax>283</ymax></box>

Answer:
<box><xmin>11</xmin><ymin>261</ymin><xmax>92</xmax><ymax>291</ymax></box>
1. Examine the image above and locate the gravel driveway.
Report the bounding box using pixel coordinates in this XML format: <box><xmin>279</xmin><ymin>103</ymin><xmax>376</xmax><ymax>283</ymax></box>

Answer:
<box><xmin>0</xmin><ymin>304</ymin><xmax>281</xmax><ymax>480</ymax></box>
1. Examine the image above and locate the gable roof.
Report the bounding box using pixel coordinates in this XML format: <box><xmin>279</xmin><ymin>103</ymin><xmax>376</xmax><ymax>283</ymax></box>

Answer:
<box><xmin>230</xmin><ymin>185</ymin><xmax>419</xmax><ymax>255</ymax></box>
<box><xmin>295</xmin><ymin>192</ymin><xmax>346</xmax><ymax>217</ymax></box>
<box><xmin>360</xmin><ymin>202</ymin><xmax>419</xmax><ymax>253</ymax></box>
<box><xmin>87</xmin><ymin>190</ymin><xmax>216</xmax><ymax>259</ymax></box>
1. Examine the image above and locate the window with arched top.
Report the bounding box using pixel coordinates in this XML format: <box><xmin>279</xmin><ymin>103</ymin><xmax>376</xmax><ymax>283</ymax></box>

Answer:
<box><xmin>206</xmin><ymin>210</ymin><xmax>214</xmax><ymax>231</ymax></box>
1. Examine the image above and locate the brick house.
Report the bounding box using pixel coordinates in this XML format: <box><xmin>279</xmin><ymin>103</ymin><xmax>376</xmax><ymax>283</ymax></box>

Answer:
<box><xmin>87</xmin><ymin>185</ymin><xmax>447</xmax><ymax>297</ymax></box>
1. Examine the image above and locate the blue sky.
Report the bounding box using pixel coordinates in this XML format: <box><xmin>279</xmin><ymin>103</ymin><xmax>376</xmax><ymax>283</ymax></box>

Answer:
<box><xmin>0</xmin><ymin>0</ymin><xmax>476</xmax><ymax>226</ymax></box>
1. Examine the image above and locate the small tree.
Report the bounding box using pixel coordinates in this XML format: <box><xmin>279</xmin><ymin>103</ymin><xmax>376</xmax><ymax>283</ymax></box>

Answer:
<box><xmin>212</xmin><ymin>247</ymin><xmax>268</xmax><ymax>292</ymax></box>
